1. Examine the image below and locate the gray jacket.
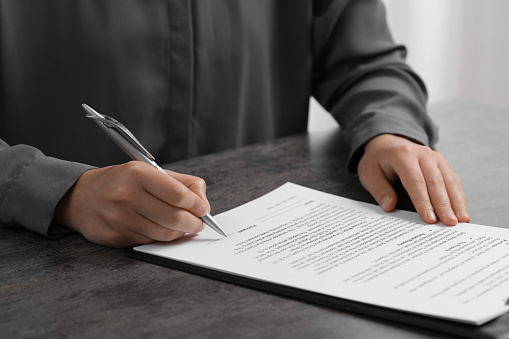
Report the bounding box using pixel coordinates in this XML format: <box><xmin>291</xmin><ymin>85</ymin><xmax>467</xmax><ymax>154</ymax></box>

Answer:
<box><xmin>0</xmin><ymin>0</ymin><xmax>437</xmax><ymax>237</ymax></box>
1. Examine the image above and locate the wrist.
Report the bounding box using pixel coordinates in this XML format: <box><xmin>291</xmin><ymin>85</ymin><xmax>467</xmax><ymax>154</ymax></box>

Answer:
<box><xmin>52</xmin><ymin>169</ymin><xmax>94</xmax><ymax>233</ymax></box>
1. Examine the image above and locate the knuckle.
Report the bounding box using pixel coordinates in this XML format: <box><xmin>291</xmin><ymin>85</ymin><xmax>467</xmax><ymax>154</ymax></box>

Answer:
<box><xmin>173</xmin><ymin>184</ymin><xmax>186</xmax><ymax>204</ymax></box>
<box><xmin>397</xmin><ymin>143</ymin><xmax>414</xmax><ymax>155</ymax></box>
<box><xmin>421</xmin><ymin>145</ymin><xmax>435</xmax><ymax>156</ymax></box>
<box><xmin>105</xmin><ymin>209</ymin><xmax>125</xmax><ymax>226</ymax></box>
<box><xmin>194</xmin><ymin>177</ymin><xmax>206</xmax><ymax>189</ymax></box>
<box><xmin>189</xmin><ymin>177</ymin><xmax>207</xmax><ymax>198</ymax></box>
<box><xmin>421</xmin><ymin>147</ymin><xmax>445</xmax><ymax>164</ymax></box>
<box><xmin>395</xmin><ymin>143</ymin><xmax>436</xmax><ymax>159</ymax></box>
<box><xmin>372</xmin><ymin>185</ymin><xmax>389</xmax><ymax>200</ymax></box>
<box><xmin>436</xmin><ymin>200</ymin><xmax>452</xmax><ymax>210</ymax></box>
<box><xmin>161</xmin><ymin>228</ymin><xmax>178</xmax><ymax>241</ymax></box>
<box><xmin>445</xmin><ymin>175</ymin><xmax>462</xmax><ymax>188</ymax></box>
<box><xmin>123</xmin><ymin>161</ymin><xmax>147</xmax><ymax>180</ymax></box>
<box><xmin>172</xmin><ymin>209</ymin><xmax>186</xmax><ymax>228</ymax></box>
<box><xmin>408</xmin><ymin>175</ymin><xmax>426</xmax><ymax>188</ymax></box>
<box><xmin>108</xmin><ymin>185</ymin><xmax>132</xmax><ymax>203</ymax></box>
<box><xmin>428</xmin><ymin>175</ymin><xmax>444</xmax><ymax>187</ymax></box>
<box><xmin>432</xmin><ymin>149</ymin><xmax>445</xmax><ymax>161</ymax></box>
<box><xmin>391</xmin><ymin>142</ymin><xmax>416</xmax><ymax>156</ymax></box>
<box><xmin>413</xmin><ymin>197</ymin><xmax>431</xmax><ymax>209</ymax></box>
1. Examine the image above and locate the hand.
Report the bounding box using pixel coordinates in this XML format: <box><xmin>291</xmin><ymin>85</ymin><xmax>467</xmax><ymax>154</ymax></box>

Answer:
<box><xmin>53</xmin><ymin>161</ymin><xmax>210</xmax><ymax>247</ymax></box>
<box><xmin>357</xmin><ymin>134</ymin><xmax>470</xmax><ymax>226</ymax></box>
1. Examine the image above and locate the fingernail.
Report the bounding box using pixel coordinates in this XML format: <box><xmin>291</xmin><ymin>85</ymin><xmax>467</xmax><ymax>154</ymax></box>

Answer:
<box><xmin>197</xmin><ymin>205</ymin><xmax>208</xmax><ymax>217</ymax></box>
<box><xmin>381</xmin><ymin>196</ymin><xmax>390</xmax><ymax>211</ymax></box>
<box><xmin>427</xmin><ymin>209</ymin><xmax>437</xmax><ymax>223</ymax></box>
<box><xmin>199</xmin><ymin>222</ymin><xmax>206</xmax><ymax>232</ymax></box>
<box><xmin>446</xmin><ymin>210</ymin><xmax>458</xmax><ymax>223</ymax></box>
<box><xmin>458</xmin><ymin>209</ymin><xmax>470</xmax><ymax>221</ymax></box>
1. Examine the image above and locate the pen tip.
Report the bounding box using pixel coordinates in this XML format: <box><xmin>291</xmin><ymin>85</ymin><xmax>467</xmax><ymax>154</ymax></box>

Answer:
<box><xmin>201</xmin><ymin>213</ymin><xmax>227</xmax><ymax>238</ymax></box>
<box><xmin>215</xmin><ymin>226</ymin><xmax>228</xmax><ymax>238</ymax></box>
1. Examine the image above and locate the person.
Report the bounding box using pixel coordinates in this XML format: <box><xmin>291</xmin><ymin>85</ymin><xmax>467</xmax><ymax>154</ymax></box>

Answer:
<box><xmin>0</xmin><ymin>0</ymin><xmax>469</xmax><ymax>248</ymax></box>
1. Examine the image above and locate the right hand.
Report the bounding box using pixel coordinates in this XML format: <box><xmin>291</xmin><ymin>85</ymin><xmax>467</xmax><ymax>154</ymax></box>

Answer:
<box><xmin>53</xmin><ymin>161</ymin><xmax>211</xmax><ymax>248</ymax></box>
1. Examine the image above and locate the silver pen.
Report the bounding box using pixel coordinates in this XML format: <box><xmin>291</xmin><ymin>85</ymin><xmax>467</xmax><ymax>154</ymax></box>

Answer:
<box><xmin>82</xmin><ymin>103</ymin><xmax>227</xmax><ymax>238</ymax></box>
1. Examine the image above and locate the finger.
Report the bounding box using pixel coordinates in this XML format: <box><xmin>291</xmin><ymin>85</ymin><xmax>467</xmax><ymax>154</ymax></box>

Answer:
<box><xmin>136</xmin><ymin>191</ymin><xmax>206</xmax><ymax>234</ymax></box>
<box><xmin>88</xmin><ymin>209</ymin><xmax>189</xmax><ymax>247</ymax></box>
<box><xmin>166</xmin><ymin>171</ymin><xmax>210</xmax><ymax>209</ymax></box>
<box><xmin>420</xmin><ymin>158</ymin><xmax>458</xmax><ymax>226</ymax></box>
<box><xmin>139</xmin><ymin>166</ymin><xmax>209</xmax><ymax>217</ymax></box>
<box><xmin>83</xmin><ymin>222</ymin><xmax>155</xmax><ymax>248</ymax></box>
<box><xmin>131</xmin><ymin>216</ymin><xmax>188</xmax><ymax>243</ymax></box>
<box><xmin>358</xmin><ymin>159</ymin><xmax>398</xmax><ymax>212</ymax></box>
<box><xmin>394</xmin><ymin>159</ymin><xmax>438</xmax><ymax>224</ymax></box>
<box><xmin>438</xmin><ymin>161</ymin><xmax>470</xmax><ymax>223</ymax></box>
<box><xmin>164</xmin><ymin>171</ymin><xmax>210</xmax><ymax>215</ymax></box>
<box><xmin>109</xmin><ymin>230</ymin><xmax>155</xmax><ymax>248</ymax></box>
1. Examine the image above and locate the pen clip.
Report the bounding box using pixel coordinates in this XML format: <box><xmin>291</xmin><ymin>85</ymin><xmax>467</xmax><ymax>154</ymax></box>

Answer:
<box><xmin>82</xmin><ymin>104</ymin><xmax>156</xmax><ymax>161</ymax></box>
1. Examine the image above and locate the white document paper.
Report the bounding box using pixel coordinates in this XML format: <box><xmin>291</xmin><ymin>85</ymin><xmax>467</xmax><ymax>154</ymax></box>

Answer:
<box><xmin>134</xmin><ymin>183</ymin><xmax>509</xmax><ymax>325</ymax></box>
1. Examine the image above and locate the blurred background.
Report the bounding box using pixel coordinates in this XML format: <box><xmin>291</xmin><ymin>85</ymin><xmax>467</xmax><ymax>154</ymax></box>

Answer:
<box><xmin>308</xmin><ymin>0</ymin><xmax>509</xmax><ymax>131</ymax></box>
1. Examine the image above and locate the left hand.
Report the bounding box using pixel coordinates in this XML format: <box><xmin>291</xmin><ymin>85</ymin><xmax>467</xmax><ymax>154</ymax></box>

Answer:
<box><xmin>357</xmin><ymin>134</ymin><xmax>470</xmax><ymax>226</ymax></box>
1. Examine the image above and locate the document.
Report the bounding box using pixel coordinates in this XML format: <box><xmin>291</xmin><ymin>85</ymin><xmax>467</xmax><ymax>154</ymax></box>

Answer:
<box><xmin>134</xmin><ymin>183</ymin><xmax>509</xmax><ymax>325</ymax></box>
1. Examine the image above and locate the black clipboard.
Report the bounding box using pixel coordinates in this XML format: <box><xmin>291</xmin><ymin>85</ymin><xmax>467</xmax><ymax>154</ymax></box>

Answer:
<box><xmin>127</xmin><ymin>249</ymin><xmax>509</xmax><ymax>339</ymax></box>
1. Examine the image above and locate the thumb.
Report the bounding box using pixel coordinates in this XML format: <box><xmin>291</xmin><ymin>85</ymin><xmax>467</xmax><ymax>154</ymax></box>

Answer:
<box><xmin>358</xmin><ymin>161</ymin><xmax>398</xmax><ymax>212</ymax></box>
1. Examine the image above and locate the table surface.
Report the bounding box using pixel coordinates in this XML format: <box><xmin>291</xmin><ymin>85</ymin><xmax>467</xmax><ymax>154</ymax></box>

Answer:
<box><xmin>1</xmin><ymin>99</ymin><xmax>508</xmax><ymax>338</ymax></box>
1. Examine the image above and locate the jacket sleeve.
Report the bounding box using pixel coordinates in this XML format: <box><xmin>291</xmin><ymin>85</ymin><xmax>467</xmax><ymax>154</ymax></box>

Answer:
<box><xmin>0</xmin><ymin>139</ymin><xmax>94</xmax><ymax>238</ymax></box>
<box><xmin>312</xmin><ymin>0</ymin><xmax>438</xmax><ymax>172</ymax></box>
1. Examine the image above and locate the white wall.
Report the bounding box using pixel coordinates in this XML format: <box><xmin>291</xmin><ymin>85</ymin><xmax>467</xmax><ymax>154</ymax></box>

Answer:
<box><xmin>308</xmin><ymin>0</ymin><xmax>509</xmax><ymax>131</ymax></box>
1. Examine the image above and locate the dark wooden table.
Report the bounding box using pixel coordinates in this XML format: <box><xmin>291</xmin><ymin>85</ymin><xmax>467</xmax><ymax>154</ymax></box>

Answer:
<box><xmin>1</xmin><ymin>100</ymin><xmax>508</xmax><ymax>338</ymax></box>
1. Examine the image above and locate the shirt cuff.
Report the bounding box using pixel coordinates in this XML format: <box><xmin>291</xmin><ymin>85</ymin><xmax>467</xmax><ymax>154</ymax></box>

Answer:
<box><xmin>1</xmin><ymin>155</ymin><xmax>94</xmax><ymax>238</ymax></box>
<box><xmin>346</xmin><ymin>111</ymin><xmax>437</xmax><ymax>174</ymax></box>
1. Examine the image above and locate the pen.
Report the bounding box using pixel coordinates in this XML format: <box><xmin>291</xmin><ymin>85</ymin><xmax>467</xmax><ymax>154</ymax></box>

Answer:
<box><xmin>81</xmin><ymin>103</ymin><xmax>227</xmax><ymax>238</ymax></box>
